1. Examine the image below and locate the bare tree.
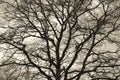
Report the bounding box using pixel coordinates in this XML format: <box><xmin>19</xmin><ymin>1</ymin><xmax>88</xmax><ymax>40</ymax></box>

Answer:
<box><xmin>0</xmin><ymin>0</ymin><xmax>120</xmax><ymax>80</ymax></box>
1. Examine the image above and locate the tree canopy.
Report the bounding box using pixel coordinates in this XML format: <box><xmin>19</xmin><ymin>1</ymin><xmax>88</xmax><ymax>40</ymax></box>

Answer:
<box><xmin>0</xmin><ymin>0</ymin><xmax>120</xmax><ymax>80</ymax></box>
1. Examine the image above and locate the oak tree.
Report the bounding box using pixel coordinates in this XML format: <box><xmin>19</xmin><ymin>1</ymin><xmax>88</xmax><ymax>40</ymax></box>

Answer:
<box><xmin>0</xmin><ymin>0</ymin><xmax>120</xmax><ymax>80</ymax></box>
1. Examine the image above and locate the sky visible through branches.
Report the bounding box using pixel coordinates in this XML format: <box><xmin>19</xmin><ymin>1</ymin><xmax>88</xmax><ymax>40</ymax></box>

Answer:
<box><xmin>0</xmin><ymin>0</ymin><xmax>120</xmax><ymax>80</ymax></box>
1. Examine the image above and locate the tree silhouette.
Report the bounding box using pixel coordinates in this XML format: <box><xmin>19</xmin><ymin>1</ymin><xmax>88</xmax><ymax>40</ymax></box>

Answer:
<box><xmin>0</xmin><ymin>0</ymin><xmax>120</xmax><ymax>80</ymax></box>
